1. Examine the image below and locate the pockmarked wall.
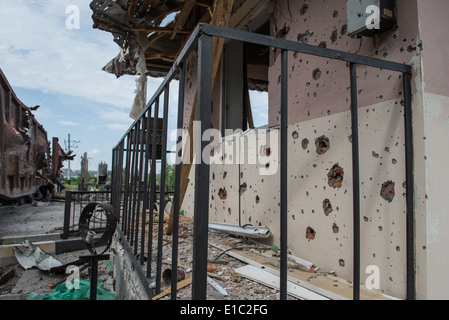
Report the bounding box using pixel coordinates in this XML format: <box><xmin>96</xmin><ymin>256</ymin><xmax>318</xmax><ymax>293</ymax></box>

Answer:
<box><xmin>180</xmin><ymin>0</ymin><xmax>449</xmax><ymax>299</ymax></box>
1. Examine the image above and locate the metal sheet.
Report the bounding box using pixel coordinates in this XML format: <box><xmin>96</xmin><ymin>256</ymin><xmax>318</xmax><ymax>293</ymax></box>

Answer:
<box><xmin>13</xmin><ymin>240</ymin><xmax>63</xmax><ymax>271</ymax></box>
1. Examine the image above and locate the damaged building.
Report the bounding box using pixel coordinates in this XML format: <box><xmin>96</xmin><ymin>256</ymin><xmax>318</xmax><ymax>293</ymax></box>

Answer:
<box><xmin>91</xmin><ymin>0</ymin><xmax>449</xmax><ymax>300</ymax></box>
<box><xmin>0</xmin><ymin>68</ymin><xmax>74</xmax><ymax>203</ymax></box>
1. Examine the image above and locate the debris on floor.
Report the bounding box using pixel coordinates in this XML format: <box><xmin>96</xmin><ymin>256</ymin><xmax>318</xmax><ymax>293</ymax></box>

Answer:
<box><xmin>13</xmin><ymin>240</ymin><xmax>63</xmax><ymax>271</ymax></box>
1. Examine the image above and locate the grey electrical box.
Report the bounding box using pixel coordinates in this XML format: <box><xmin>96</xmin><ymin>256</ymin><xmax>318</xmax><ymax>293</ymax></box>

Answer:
<box><xmin>347</xmin><ymin>0</ymin><xmax>397</xmax><ymax>37</ymax></box>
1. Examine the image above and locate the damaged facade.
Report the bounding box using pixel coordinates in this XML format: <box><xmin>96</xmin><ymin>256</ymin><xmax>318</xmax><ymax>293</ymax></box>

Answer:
<box><xmin>0</xmin><ymin>68</ymin><xmax>73</xmax><ymax>203</ymax></box>
<box><xmin>95</xmin><ymin>0</ymin><xmax>449</xmax><ymax>300</ymax></box>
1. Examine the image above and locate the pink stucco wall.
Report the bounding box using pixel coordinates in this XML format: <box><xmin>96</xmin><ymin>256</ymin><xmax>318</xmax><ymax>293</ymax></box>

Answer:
<box><xmin>267</xmin><ymin>0</ymin><xmax>421</xmax><ymax>126</ymax></box>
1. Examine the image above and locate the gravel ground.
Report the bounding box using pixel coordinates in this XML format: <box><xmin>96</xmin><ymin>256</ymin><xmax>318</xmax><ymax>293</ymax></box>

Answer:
<box><xmin>0</xmin><ymin>201</ymin><xmax>300</xmax><ymax>300</ymax></box>
<box><xmin>144</xmin><ymin>215</ymin><xmax>300</xmax><ymax>300</ymax></box>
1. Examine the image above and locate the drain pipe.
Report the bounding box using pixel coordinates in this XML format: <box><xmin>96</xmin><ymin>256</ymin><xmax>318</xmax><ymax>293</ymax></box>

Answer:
<box><xmin>209</xmin><ymin>223</ymin><xmax>271</xmax><ymax>239</ymax></box>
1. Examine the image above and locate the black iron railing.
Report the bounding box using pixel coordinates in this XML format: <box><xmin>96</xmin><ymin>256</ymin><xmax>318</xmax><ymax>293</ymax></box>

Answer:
<box><xmin>62</xmin><ymin>190</ymin><xmax>111</xmax><ymax>239</ymax></box>
<box><xmin>111</xmin><ymin>23</ymin><xmax>414</xmax><ymax>300</ymax></box>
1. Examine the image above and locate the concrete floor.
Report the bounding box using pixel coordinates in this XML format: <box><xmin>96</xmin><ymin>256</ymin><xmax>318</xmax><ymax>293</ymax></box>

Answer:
<box><xmin>0</xmin><ymin>201</ymin><xmax>65</xmax><ymax>238</ymax></box>
<box><xmin>0</xmin><ymin>200</ymin><xmax>114</xmax><ymax>299</ymax></box>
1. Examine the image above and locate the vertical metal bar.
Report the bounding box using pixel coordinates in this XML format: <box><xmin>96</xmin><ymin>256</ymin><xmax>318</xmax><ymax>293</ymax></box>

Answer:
<box><xmin>130</xmin><ymin>123</ymin><xmax>140</xmax><ymax>245</ymax></box>
<box><xmin>221</xmin><ymin>46</ymin><xmax>227</xmax><ymax>137</ymax></box>
<box><xmin>117</xmin><ymin>141</ymin><xmax>125</xmax><ymax>223</ymax></box>
<box><xmin>156</xmin><ymin>84</ymin><xmax>170</xmax><ymax>294</ymax></box>
<box><xmin>140</xmin><ymin>110</ymin><xmax>152</xmax><ymax>265</ymax></box>
<box><xmin>111</xmin><ymin>148</ymin><xmax>116</xmax><ymax>208</ymax></box>
<box><xmin>122</xmin><ymin>132</ymin><xmax>132</xmax><ymax>236</ymax></box>
<box><xmin>192</xmin><ymin>34</ymin><xmax>212</xmax><ymax>300</ymax></box>
<box><xmin>90</xmin><ymin>256</ymin><xmax>98</xmax><ymax>301</ymax></box>
<box><xmin>403</xmin><ymin>71</ymin><xmax>415</xmax><ymax>300</ymax></box>
<box><xmin>147</xmin><ymin>98</ymin><xmax>160</xmax><ymax>278</ymax></box>
<box><xmin>62</xmin><ymin>191</ymin><xmax>72</xmax><ymax>239</ymax></box>
<box><xmin>279</xmin><ymin>49</ymin><xmax>288</xmax><ymax>301</ymax></box>
<box><xmin>350</xmin><ymin>63</ymin><xmax>361</xmax><ymax>300</ymax></box>
<box><xmin>171</xmin><ymin>62</ymin><xmax>186</xmax><ymax>300</ymax></box>
<box><xmin>134</xmin><ymin>118</ymin><xmax>146</xmax><ymax>255</ymax></box>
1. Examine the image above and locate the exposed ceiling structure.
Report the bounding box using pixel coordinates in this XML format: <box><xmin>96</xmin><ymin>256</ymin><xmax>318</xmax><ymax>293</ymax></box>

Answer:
<box><xmin>90</xmin><ymin>0</ymin><xmax>269</xmax><ymax>118</ymax></box>
<box><xmin>90</xmin><ymin>0</ymin><xmax>269</xmax><ymax>79</ymax></box>
<box><xmin>90</xmin><ymin>0</ymin><xmax>217</xmax><ymax>78</ymax></box>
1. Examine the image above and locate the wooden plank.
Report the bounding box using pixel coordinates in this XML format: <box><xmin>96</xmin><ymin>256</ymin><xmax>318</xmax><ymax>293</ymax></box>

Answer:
<box><xmin>166</xmin><ymin>0</ymin><xmax>235</xmax><ymax>235</ymax></box>
<box><xmin>227</xmin><ymin>249</ymin><xmax>394</xmax><ymax>301</ymax></box>
<box><xmin>134</xmin><ymin>26</ymin><xmax>191</xmax><ymax>34</ymax></box>
<box><xmin>236</xmin><ymin>265</ymin><xmax>329</xmax><ymax>300</ymax></box>
<box><xmin>152</xmin><ymin>277</ymin><xmax>193</xmax><ymax>300</ymax></box>
<box><xmin>171</xmin><ymin>0</ymin><xmax>197</xmax><ymax>40</ymax></box>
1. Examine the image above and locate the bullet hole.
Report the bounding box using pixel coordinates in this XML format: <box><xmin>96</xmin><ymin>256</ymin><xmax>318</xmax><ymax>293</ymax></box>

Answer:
<box><xmin>333</xmin><ymin>10</ymin><xmax>339</xmax><ymax>18</ymax></box>
<box><xmin>299</xmin><ymin>4</ymin><xmax>309</xmax><ymax>15</ymax></box>
<box><xmin>372</xmin><ymin>151</ymin><xmax>379</xmax><ymax>158</ymax></box>
<box><xmin>312</xmin><ymin>68</ymin><xmax>321</xmax><ymax>80</ymax></box>
<box><xmin>297</xmin><ymin>30</ymin><xmax>313</xmax><ymax>44</ymax></box>
<box><xmin>328</xmin><ymin>164</ymin><xmax>344</xmax><ymax>189</ymax></box>
<box><xmin>332</xmin><ymin>223</ymin><xmax>339</xmax><ymax>234</ymax></box>
<box><xmin>302</xmin><ymin>138</ymin><xmax>309</xmax><ymax>150</ymax></box>
<box><xmin>265</xmin><ymin>147</ymin><xmax>271</xmax><ymax>157</ymax></box>
<box><xmin>315</xmin><ymin>136</ymin><xmax>330</xmax><ymax>155</ymax></box>
<box><xmin>341</xmin><ymin>24</ymin><xmax>348</xmax><ymax>35</ymax></box>
<box><xmin>255</xmin><ymin>195</ymin><xmax>260</xmax><ymax>204</ymax></box>
<box><xmin>396</xmin><ymin>246</ymin><xmax>400</xmax><ymax>252</ymax></box>
<box><xmin>306</xmin><ymin>227</ymin><xmax>316</xmax><ymax>240</ymax></box>
<box><xmin>392</xmin><ymin>159</ymin><xmax>397</xmax><ymax>165</ymax></box>
<box><xmin>218</xmin><ymin>188</ymin><xmax>227</xmax><ymax>200</ymax></box>
<box><xmin>239</xmin><ymin>183</ymin><xmax>247</xmax><ymax>195</ymax></box>
<box><xmin>212</xmin><ymin>172</ymin><xmax>215</xmax><ymax>180</ymax></box>
<box><xmin>323</xmin><ymin>199</ymin><xmax>333</xmax><ymax>216</ymax></box>
<box><xmin>259</xmin><ymin>145</ymin><xmax>271</xmax><ymax>157</ymax></box>
<box><xmin>407</xmin><ymin>45</ymin><xmax>417</xmax><ymax>53</ymax></box>
<box><xmin>292</xmin><ymin>131</ymin><xmax>299</xmax><ymax>140</ymax></box>
<box><xmin>318</xmin><ymin>40</ymin><xmax>327</xmax><ymax>48</ymax></box>
<box><xmin>339</xmin><ymin>259</ymin><xmax>345</xmax><ymax>267</ymax></box>
<box><xmin>228</xmin><ymin>208</ymin><xmax>232</xmax><ymax>215</ymax></box>
<box><xmin>380</xmin><ymin>181</ymin><xmax>395</xmax><ymax>202</ymax></box>
<box><xmin>330</xmin><ymin>29</ymin><xmax>338</xmax><ymax>44</ymax></box>
<box><xmin>223</xmin><ymin>171</ymin><xmax>227</xmax><ymax>179</ymax></box>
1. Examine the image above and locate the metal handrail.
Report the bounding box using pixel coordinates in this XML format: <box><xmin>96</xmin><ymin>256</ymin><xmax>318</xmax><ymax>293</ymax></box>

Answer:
<box><xmin>111</xmin><ymin>23</ymin><xmax>414</xmax><ymax>300</ymax></box>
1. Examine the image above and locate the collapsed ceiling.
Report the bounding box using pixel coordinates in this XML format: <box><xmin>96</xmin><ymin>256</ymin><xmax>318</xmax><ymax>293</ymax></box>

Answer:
<box><xmin>90</xmin><ymin>0</ymin><xmax>216</xmax><ymax>78</ymax></box>
<box><xmin>90</xmin><ymin>0</ymin><xmax>269</xmax><ymax>118</ymax></box>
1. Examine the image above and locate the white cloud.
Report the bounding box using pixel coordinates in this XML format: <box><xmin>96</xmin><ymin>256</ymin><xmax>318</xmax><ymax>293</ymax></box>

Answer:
<box><xmin>105</xmin><ymin>123</ymin><xmax>132</xmax><ymax>131</ymax></box>
<box><xmin>0</xmin><ymin>0</ymin><xmax>160</xmax><ymax>111</ymax></box>
<box><xmin>58</xmin><ymin>120</ymin><xmax>79</xmax><ymax>127</ymax></box>
<box><xmin>88</xmin><ymin>148</ymin><xmax>101</xmax><ymax>156</ymax></box>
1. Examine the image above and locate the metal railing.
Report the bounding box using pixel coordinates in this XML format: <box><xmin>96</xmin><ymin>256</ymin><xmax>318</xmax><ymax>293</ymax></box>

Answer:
<box><xmin>111</xmin><ymin>23</ymin><xmax>414</xmax><ymax>300</ymax></box>
<box><xmin>62</xmin><ymin>190</ymin><xmax>111</xmax><ymax>239</ymax></box>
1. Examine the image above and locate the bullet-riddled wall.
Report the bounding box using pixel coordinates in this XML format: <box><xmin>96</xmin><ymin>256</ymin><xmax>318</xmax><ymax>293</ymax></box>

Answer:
<box><xmin>180</xmin><ymin>0</ymin><xmax>449</xmax><ymax>299</ymax></box>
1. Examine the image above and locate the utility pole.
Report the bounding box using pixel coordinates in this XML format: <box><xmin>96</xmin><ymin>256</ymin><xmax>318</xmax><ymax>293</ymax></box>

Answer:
<box><xmin>65</xmin><ymin>133</ymin><xmax>80</xmax><ymax>185</ymax></box>
<box><xmin>68</xmin><ymin>134</ymin><xmax>71</xmax><ymax>184</ymax></box>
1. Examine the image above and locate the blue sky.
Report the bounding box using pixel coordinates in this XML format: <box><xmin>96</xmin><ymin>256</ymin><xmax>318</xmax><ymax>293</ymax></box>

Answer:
<box><xmin>0</xmin><ymin>0</ymin><xmax>267</xmax><ymax>171</ymax></box>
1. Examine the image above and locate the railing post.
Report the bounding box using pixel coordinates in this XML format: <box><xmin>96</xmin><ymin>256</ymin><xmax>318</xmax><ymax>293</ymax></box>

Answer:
<box><xmin>403</xmin><ymin>71</ymin><xmax>415</xmax><ymax>300</ymax></box>
<box><xmin>171</xmin><ymin>61</ymin><xmax>185</xmax><ymax>300</ymax></box>
<box><xmin>147</xmin><ymin>98</ymin><xmax>160</xmax><ymax>278</ymax></box>
<box><xmin>350</xmin><ymin>63</ymin><xmax>361</xmax><ymax>300</ymax></box>
<box><xmin>279</xmin><ymin>49</ymin><xmax>288</xmax><ymax>301</ymax></box>
<box><xmin>192</xmin><ymin>33</ymin><xmax>212</xmax><ymax>300</ymax></box>
<box><xmin>62</xmin><ymin>191</ymin><xmax>72</xmax><ymax>239</ymax></box>
<box><xmin>156</xmin><ymin>84</ymin><xmax>171</xmax><ymax>294</ymax></box>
